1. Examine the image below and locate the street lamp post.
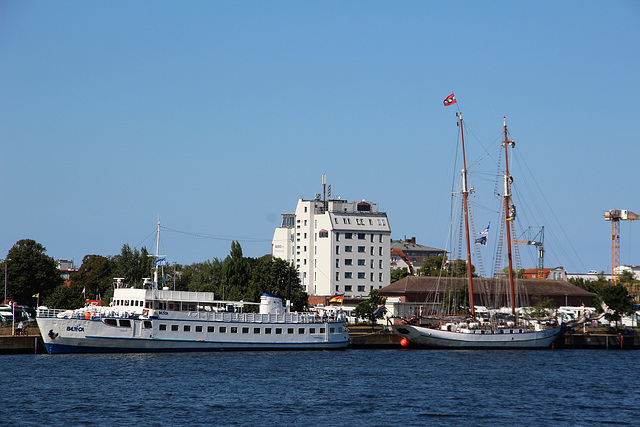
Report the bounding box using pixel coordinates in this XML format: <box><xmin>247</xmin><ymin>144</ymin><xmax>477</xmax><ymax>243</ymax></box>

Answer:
<box><xmin>2</xmin><ymin>258</ymin><xmax>10</xmax><ymax>305</ymax></box>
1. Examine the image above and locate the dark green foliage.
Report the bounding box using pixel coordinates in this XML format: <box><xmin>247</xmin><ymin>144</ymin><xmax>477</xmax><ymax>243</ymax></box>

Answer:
<box><xmin>70</xmin><ymin>255</ymin><xmax>115</xmax><ymax>300</ymax></box>
<box><xmin>353</xmin><ymin>289</ymin><xmax>386</xmax><ymax>326</ymax></box>
<box><xmin>4</xmin><ymin>239</ymin><xmax>63</xmax><ymax>305</ymax></box>
<box><xmin>390</xmin><ymin>268</ymin><xmax>410</xmax><ymax>283</ymax></box>
<box><xmin>113</xmin><ymin>244</ymin><xmax>154</xmax><ymax>287</ymax></box>
<box><xmin>417</xmin><ymin>256</ymin><xmax>476</xmax><ymax>278</ymax></box>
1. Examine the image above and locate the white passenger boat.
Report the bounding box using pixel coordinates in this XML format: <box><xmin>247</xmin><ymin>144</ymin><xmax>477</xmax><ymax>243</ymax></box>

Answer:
<box><xmin>37</xmin><ymin>290</ymin><xmax>349</xmax><ymax>354</ymax></box>
<box><xmin>37</xmin><ymin>224</ymin><xmax>349</xmax><ymax>354</ymax></box>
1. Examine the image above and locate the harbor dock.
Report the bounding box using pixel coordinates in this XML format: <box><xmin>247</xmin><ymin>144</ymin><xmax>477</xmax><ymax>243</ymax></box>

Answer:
<box><xmin>1</xmin><ymin>326</ymin><xmax>638</xmax><ymax>354</ymax></box>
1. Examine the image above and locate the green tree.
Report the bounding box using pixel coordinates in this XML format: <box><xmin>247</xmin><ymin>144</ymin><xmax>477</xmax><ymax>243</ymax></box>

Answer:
<box><xmin>113</xmin><ymin>244</ymin><xmax>153</xmax><ymax>287</ymax></box>
<box><xmin>248</xmin><ymin>255</ymin><xmax>307</xmax><ymax>311</ymax></box>
<box><xmin>220</xmin><ymin>241</ymin><xmax>251</xmax><ymax>302</ymax></box>
<box><xmin>4</xmin><ymin>239</ymin><xmax>63</xmax><ymax>305</ymax></box>
<box><xmin>417</xmin><ymin>256</ymin><xmax>476</xmax><ymax>278</ymax></box>
<box><xmin>353</xmin><ymin>289</ymin><xmax>386</xmax><ymax>327</ymax></box>
<box><xmin>70</xmin><ymin>255</ymin><xmax>115</xmax><ymax>301</ymax></box>
<box><xmin>390</xmin><ymin>268</ymin><xmax>410</xmax><ymax>283</ymax></box>
<box><xmin>417</xmin><ymin>255</ymin><xmax>445</xmax><ymax>276</ymax></box>
<box><xmin>45</xmin><ymin>282</ymin><xmax>86</xmax><ymax>309</ymax></box>
<box><xmin>600</xmin><ymin>283</ymin><xmax>633</xmax><ymax>328</ymax></box>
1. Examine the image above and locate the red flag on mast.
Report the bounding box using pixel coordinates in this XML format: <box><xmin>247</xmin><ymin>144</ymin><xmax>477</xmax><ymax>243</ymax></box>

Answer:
<box><xmin>443</xmin><ymin>93</ymin><xmax>457</xmax><ymax>107</ymax></box>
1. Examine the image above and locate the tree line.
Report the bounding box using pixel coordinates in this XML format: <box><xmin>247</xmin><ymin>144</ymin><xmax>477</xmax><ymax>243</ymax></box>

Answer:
<box><xmin>2</xmin><ymin>239</ymin><xmax>307</xmax><ymax>311</ymax></box>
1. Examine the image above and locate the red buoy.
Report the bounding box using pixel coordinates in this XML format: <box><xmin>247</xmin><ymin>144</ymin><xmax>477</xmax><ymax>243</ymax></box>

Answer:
<box><xmin>400</xmin><ymin>337</ymin><xmax>409</xmax><ymax>348</ymax></box>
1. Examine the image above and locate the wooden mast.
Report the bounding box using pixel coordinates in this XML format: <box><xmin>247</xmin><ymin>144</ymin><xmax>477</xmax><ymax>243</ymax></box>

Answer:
<box><xmin>502</xmin><ymin>117</ymin><xmax>516</xmax><ymax>315</ymax></box>
<box><xmin>458</xmin><ymin>112</ymin><xmax>475</xmax><ymax>316</ymax></box>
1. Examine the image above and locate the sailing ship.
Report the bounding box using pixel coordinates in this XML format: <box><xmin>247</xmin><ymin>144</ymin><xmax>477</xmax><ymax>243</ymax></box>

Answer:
<box><xmin>37</xmin><ymin>222</ymin><xmax>349</xmax><ymax>353</ymax></box>
<box><xmin>391</xmin><ymin>100</ymin><xmax>566</xmax><ymax>348</ymax></box>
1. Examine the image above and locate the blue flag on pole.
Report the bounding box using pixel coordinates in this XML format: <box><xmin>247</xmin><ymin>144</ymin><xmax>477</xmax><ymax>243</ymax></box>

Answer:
<box><xmin>474</xmin><ymin>236</ymin><xmax>487</xmax><ymax>246</ymax></box>
<box><xmin>154</xmin><ymin>257</ymin><xmax>167</xmax><ymax>267</ymax></box>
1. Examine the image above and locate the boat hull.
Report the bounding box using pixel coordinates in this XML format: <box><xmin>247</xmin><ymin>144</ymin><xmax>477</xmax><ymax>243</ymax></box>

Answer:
<box><xmin>37</xmin><ymin>316</ymin><xmax>349</xmax><ymax>354</ymax></box>
<box><xmin>391</xmin><ymin>323</ymin><xmax>566</xmax><ymax>349</ymax></box>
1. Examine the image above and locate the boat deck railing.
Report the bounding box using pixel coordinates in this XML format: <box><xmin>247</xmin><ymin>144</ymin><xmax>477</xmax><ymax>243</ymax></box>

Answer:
<box><xmin>37</xmin><ymin>308</ymin><xmax>346</xmax><ymax>323</ymax></box>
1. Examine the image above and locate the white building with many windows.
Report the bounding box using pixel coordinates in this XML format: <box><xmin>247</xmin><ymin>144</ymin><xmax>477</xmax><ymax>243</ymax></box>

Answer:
<box><xmin>272</xmin><ymin>197</ymin><xmax>391</xmax><ymax>297</ymax></box>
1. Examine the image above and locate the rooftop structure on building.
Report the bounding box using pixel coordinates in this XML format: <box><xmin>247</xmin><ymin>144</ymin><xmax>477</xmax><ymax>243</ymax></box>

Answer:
<box><xmin>57</xmin><ymin>259</ymin><xmax>78</xmax><ymax>281</ymax></box>
<box><xmin>272</xmin><ymin>177</ymin><xmax>391</xmax><ymax>298</ymax></box>
<box><xmin>390</xmin><ymin>237</ymin><xmax>446</xmax><ymax>273</ymax></box>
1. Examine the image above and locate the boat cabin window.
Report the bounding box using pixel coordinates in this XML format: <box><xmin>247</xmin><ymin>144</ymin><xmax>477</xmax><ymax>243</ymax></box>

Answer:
<box><xmin>184</xmin><ymin>325</ymin><xmax>191</xmax><ymax>332</ymax></box>
<box><xmin>196</xmin><ymin>326</ymin><xmax>203</xmax><ymax>332</ymax></box>
<box><xmin>143</xmin><ymin>321</ymin><xmax>152</xmax><ymax>329</ymax></box>
<box><xmin>119</xmin><ymin>319</ymin><xmax>131</xmax><ymax>327</ymax></box>
<box><xmin>124</xmin><ymin>300</ymin><xmax>130</xmax><ymax>306</ymax></box>
<box><xmin>310</xmin><ymin>328</ymin><xmax>316</xmax><ymax>334</ymax></box>
<box><xmin>264</xmin><ymin>328</ymin><xmax>272</xmax><ymax>334</ymax></box>
<box><xmin>298</xmin><ymin>328</ymin><xmax>305</xmax><ymax>334</ymax></box>
<box><xmin>171</xmin><ymin>325</ymin><xmax>178</xmax><ymax>331</ymax></box>
<box><xmin>330</xmin><ymin>327</ymin><xmax>335</xmax><ymax>333</ymax></box>
<box><xmin>231</xmin><ymin>327</ymin><xmax>238</xmax><ymax>333</ymax></box>
<box><xmin>287</xmin><ymin>328</ymin><xmax>294</xmax><ymax>334</ymax></box>
<box><xmin>242</xmin><ymin>327</ymin><xmax>249</xmax><ymax>334</ymax></box>
<box><xmin>159</xmin><ymin>324</ymin><xmax>167</xmax><ymax>331</ymax></box>
<box><xmin>275</xmin><ymin>328</ymin><xmax>283</xmax><ymax>335</ymax></box>
<box><xmin>253</xmin><ymin>328</ymin><xmax>260</xmax><ymax>334</ymax></box>
<box><xmin>319</xmin><ymin>328</ymin><xmax>325</xmax><ymax>333</ymax></box>
<box><xmin>104</xmin><ymin>319</ymin><xmax>117</xmax><ymax>326</ymax></box>
<box><xmin>207</xmin><ymin>326</ymin><xmax>214</xmax><ymax>333</ymax></box>
<box><xmin>219</xmin><ymin>327</ymin><xmax>227</xmax><ymax>333</ymax></box>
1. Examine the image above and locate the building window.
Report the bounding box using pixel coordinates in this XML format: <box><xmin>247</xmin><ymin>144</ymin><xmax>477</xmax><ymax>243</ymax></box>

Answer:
<box><xmin>358</xmin><ymin>233</ymin><xmax>365</xmax><ymax>240</ymax></box>
<box><xmin>336</xmin><ymin>246</ymin><xmax>340</xmax><ymax>255</ymax></box>
<box><xmin>345</xmin><ymin>272</ymin><xmax>352</xmax><ymax>279</ymax></box>
<box><xmin>358</xmin><ymin>246</ymin><xmax>366</xmax><ymax>253</ymax></box>
<box><xmin>379</xmin><ymin>259</ymin><xmax>383</xmax><ymax>269</ymax></box>
<box><xmin>345</xmin><ymin>233</ymin><xmax>352</xmax><ymax>239</ymax></box>
<box><xmin>379</xmin><ymin>273</ymin><xmax>383</xmax><ymax>282</ymax></box>
<box><xmin>336</xmin><ymin>259</ymin><xmax>339</xmax><ymax>268</ymax></box>
<box><xmin>379</xmin><ymin>234</ymin><xmax>383</xmax><ymax>242</ymax></box>
<box><xmin>357</xmin><ymin>285</ymin><xmax>365</xmax><ymax>292</ymax></box>
<box><xmin>345</xmin><ymin>259</ymin><xmax>353</xmax><ymax>266</ymax></box>
<box><xmin>358</xmin><ymin>272</ymin><xmax>365</xmax><ymax>279</ymax></box>
<box><xmin>336</xmin><ymin>272</ymin><xmax>339</xmax><ymax>281</ymax></box>
<box><xmin>304</xmin><ymin>207</ymin><xmax>307</xmax><ymax>213</ymax></box>
<box><xmin>370</xmin><ymin>234</ymin><xmax>374</xmax><ymax>242</ymax></box>
<box><xmin>336</xmin><ymin>232</ymin><xmax>340</xmax><ymax>241</ymax></box>
<box><xmin>335</xmin><ymin>285</ymin><xmax>340</xmax><ymax>293</ymax></box>
<box><xmin>358</xmin><ymin>259</ymin><xmax>365</xmax><ymax>266</ymax></box>
<box><xmin>379</xmin><ymin>247</ymin><xmax>383</xmax><ymax>256</ymax></box>
<box><xmin>345</xmin><ymin>285</ymin><xmax>352</xmax><ymax>292</ymax></box>
<box><xmin>370</xmin><ymin>273</ymin><xmax>374</xmax><ymax>281</ymax></box>
<box><xmin>345</xmin><ymin>246</ymin><xmax>352</xmax><ymax>252</ymax></box>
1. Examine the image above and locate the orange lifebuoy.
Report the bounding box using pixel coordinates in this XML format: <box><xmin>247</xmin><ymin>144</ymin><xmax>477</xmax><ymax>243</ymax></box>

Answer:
<box><xmin>142</xmin><ymin>309</ymin><xmax>149</xmax><ymax>317</ymax></box>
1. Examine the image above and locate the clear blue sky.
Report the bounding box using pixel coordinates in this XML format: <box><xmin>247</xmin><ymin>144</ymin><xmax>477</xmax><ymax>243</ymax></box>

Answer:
<box><xmin>1</xmin><ymin>1</ymin><xmax>639</xmax><ymax>274</ymax></box>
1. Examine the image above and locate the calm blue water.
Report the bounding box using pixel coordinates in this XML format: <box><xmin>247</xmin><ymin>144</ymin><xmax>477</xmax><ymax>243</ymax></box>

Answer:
<box><xmin>1</xmin><ymin>349</ymin><xmax>637</xmax><ymax>426</ymax></box>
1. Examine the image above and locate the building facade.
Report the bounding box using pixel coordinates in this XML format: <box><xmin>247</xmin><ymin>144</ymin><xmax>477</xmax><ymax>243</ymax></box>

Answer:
<box><xmin>272</xmin><ymin>197</ymin><xmax>391</xmax><ymax>297</ymax></box>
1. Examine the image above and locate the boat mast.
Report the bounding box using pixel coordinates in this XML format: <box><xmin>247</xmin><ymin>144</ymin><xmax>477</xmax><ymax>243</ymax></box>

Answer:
<box><xmin>502</xmin><ymin>117</ymin><xmax>516</xmax><ymax>315</ymax></box>
<box><xmin>154</xmin><ymin>219</ymin><xmax>160</xmax><ymax>288</ymax></box>
<box><xmin>458</xmin><ymin>112</ymin><xmax>475</xmax><ymax>316</ymax></box>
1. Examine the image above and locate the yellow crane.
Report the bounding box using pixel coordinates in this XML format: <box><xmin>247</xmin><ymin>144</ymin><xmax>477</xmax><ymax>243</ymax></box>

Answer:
<box><xmin>604</xmin><ymin>210</ymin><xmax>640</xmax><ymax>283</ymax></box>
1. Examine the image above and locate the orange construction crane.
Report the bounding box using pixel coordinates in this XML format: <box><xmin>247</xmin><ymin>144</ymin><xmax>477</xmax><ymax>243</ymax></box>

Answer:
<box><xmin>604</xmin><ymin>209</ymin><xmax>640</xmax><ymax>283</ymax></box>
